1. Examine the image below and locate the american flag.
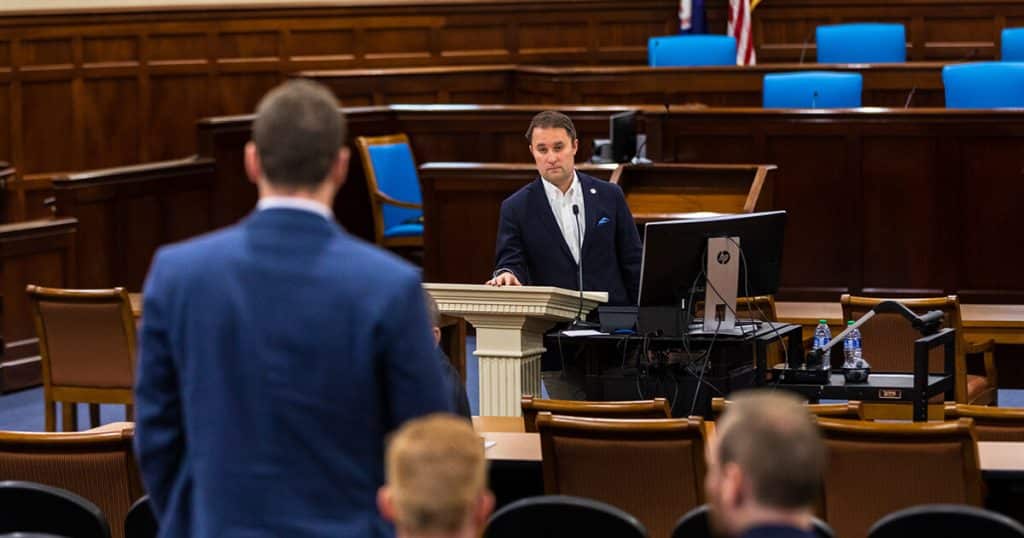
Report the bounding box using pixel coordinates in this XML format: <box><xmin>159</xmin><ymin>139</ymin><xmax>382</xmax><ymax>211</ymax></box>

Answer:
<box><xmin>728</xmin><ymin>0</ymin><xmax>756</xmax><ymax>65</ymax></box>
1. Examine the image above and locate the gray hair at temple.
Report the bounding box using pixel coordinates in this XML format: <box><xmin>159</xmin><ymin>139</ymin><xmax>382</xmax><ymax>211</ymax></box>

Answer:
<box><xmin>251</xmin><ymin>79</ymin><xmax>346</xmax><ymax>189</ymax></box>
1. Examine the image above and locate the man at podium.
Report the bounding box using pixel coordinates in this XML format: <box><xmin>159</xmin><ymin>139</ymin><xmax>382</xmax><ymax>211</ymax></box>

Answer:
<box><xmin>485</xmin><ymin>111</ymin><xmax>642</xmax><ymax>307</ymax></box>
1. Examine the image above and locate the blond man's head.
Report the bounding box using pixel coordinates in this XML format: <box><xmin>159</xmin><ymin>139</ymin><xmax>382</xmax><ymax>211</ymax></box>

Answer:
<box><xmin>379</xmin><ymin>414</ymin><xmax>494</xmax><ymax>537</ymax></box>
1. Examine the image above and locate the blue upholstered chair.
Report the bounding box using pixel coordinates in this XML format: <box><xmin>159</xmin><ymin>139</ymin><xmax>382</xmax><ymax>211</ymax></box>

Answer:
<box><xmin>762</xmin><ymin>72</ymin><xmax>863</xmax><ymax>108</ymax></box>
<box><xmin>815</xmin><ymin>23</ymin><xmax>906</xmax><ymax>63</ymax></box>
<box><xmin>648</xmin><ymin>35</ymin><xmax>736</xmax><ymax>67</ymax></box>
<box><xmin>354</xmin><ymin>133</ymin><xmax>424</xmax><ymax>249</ymax></box>
<box><xmin>943</xmin><ymin>62</ymin><xmax>1024</xmax><ymax>108</ymax></box>
<box><xmin>1003</xmin><ymin>28</ymin><xmax>1024</xmax><ymax>61</ymax></box>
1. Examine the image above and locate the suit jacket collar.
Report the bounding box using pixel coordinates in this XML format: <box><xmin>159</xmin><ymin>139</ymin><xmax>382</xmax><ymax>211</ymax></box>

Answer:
<box><xmin>528</xmin><ymin>177</ymin><xmax>576</xmax><ymax>263</ymax></box>
<box><xmin>578</xmin><ymin>173</ymin><xmax>607</xmax><ymax>258</ymax></box>
<box><xmin>243</xmin><ymin>205</ymin><xmax>343</xmax><ymax>236</ymax></box>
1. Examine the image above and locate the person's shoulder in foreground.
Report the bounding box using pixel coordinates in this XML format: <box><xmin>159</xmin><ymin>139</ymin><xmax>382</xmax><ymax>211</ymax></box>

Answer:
<box><xmin>135</xmin><ymin>78</ymin><xmax>449</xmax><ymax>538</ymax></box>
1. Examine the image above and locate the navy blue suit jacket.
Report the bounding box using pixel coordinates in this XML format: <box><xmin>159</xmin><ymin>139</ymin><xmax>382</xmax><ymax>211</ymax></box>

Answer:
<box><xmin>134</xmin><ymin>208</ymin><xmax>451</xmax><ymax>538</ymax></box>
<box><xmin>494</xmin><ymin>173</ymin><xmax>642</xmax><ymax>306</ymax></box>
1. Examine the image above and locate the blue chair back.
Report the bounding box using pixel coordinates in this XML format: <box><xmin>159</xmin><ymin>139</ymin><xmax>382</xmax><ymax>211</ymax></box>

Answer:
<box><xmin>943</xmin><ymin>62</ymin><xmax>1024</xmax><ymax>108</ymax></box>
<box><xmin>763</xmin><ymin>72</ymin><xmax>863</xmax><ymax>108</ymax></box>
<box><xmin>816</xmin><ymin>23</ymin><xmax>906</xmax><ymax>63</ymax></box>
<box><xmin>1002</xmin><ymin>28</ymin><xmax>1024</xmax><ymax>61</ymax></box>
<box><xmin>361</xmin><ymin>135</ymin><xmax>422</xmax><ymax>237</ymax></box>
<box><xmin>648</xmin><ymin>35</ymin><xmax>736</xmax><ymax>67</ymax></box>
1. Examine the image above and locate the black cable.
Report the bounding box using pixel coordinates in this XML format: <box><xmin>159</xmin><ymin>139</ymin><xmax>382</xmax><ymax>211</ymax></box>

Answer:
<box><xmin>727</xmin><ymin>237</ymin><xmax>790</xmax><ymax>372</ymax></box>
<box><xmin>689</xmin><ymin>318</ymin><xmax>722</xmax><ymax>417</ymax></box>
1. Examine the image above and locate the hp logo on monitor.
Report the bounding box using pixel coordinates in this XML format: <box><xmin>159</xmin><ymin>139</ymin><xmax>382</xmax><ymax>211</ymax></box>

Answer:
<box><xmin>716</xmin><ymin>251</ymin><xmax>731</xmax><ymax>265</ymax></box>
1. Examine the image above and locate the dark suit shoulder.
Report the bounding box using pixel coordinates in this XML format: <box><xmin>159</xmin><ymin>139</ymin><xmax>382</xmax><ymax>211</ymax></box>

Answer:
<box><xmin>501</xmin><ymin>178</ymin><xmax>543</xmax><ymax>209</ymax></box>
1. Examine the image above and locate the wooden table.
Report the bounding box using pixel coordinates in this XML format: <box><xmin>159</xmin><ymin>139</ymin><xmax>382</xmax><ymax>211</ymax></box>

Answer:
<box><xmin>475</xmin><ymin>429</ymin><xmax>1024</xmax><ymax>475</ymax></box>
<box><xmin>776</xmin><ymin>302</ymin><xmax>1024</xmax><ymax>345</ymax></box>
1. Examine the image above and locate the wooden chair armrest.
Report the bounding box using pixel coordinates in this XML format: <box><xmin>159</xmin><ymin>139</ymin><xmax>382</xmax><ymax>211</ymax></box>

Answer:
<box><xmin>964</xmin><ymin>339</ymin><xmax>995</xmax><ymax>354</ymax></box>
<box><xmin>966</xmin><ymin>339</ymin><xmax>998</xmax><ymax>388</ymax></box>
<box><xmin>374</xmin><ymin>191</ymin><xmax>422</xmax><ymax>210</ymax></box>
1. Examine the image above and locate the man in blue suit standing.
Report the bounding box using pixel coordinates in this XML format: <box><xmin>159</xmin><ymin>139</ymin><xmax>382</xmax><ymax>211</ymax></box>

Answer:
<box><xmin>134</xmin><ymin>79</ymin><xmax>451</xmax><ymax>537</ymax></box>
<box><xmin>486</xmin><ymin>111</ymin><xmax>642</xmax><ymax>307</ymax></box>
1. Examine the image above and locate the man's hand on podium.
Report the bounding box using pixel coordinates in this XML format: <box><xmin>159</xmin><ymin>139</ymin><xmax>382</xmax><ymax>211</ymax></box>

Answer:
<box><xmin>485</xmin><ymin>272</ymin><xmax>521</xmax><ymax>287</ymax></box>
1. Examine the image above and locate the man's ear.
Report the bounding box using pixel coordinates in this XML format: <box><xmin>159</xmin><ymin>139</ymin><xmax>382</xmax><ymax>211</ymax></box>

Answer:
<box><xmin>331</xmin><ymin>146</ymin><xmax>351</xmax><ymax>190</ymax></box>
<box><xmin>244</xmin><ymin>142</ymin><xmax>261</xmax><ymax>185</ymax></box>
<box><xmin>377</xmin><ymin>486</ymin><xmax>396</xmax><ymax>523</ymax></box>
<box><xmin>720</xmin><ymin>462</ymin><xmax>745</xmax><ymax>509</ymax></box>
<box><xmin>474</xmin><ymin>491</ymin><xmax>496</xmax><ymax>529</ymax></box>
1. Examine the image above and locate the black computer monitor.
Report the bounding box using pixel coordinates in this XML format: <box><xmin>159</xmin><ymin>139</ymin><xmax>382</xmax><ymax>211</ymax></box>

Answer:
<box><xmin>609</xmin><ymin>110</ymin><xmax>637</xmax><ymax>163</ymax></box>
<box><xmin>638</xmin><ymin>211</ymin><xmax>787</xmax><ymax>312</ymax></box>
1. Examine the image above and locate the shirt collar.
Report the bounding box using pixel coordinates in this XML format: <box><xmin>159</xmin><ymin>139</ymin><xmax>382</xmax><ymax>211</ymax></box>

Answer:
<box><xmin>257</xmin><ymin>196</ymin><xmax>333</xmax><ymax>221</ymax></box>
<box><xmin>541</xmin><ymin>170</ymin><xmax>581</xmax><ymax>201</ymax></box>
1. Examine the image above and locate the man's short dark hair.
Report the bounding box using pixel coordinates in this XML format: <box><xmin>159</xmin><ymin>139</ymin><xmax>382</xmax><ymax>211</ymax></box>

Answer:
<box><xmin>716</xmin><ymin>391</ymin><xmax>826</xmax><ymax>509</ymax></box>
<box><xmin>252</xmin><ymin>79</ymin><xmax>346</xmax><ymax>189</ymax></box>
<box><xmin>525</xmin><ymin>110</ymin><xmax>577</xmax><ymax>143</ymax></box>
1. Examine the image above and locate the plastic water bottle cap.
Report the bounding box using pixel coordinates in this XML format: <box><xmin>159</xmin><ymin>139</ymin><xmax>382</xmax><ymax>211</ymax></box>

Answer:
<box><xmin>847</xmin><ymin>320</ymin><xmax>855</xmax><ymax>325</ymax></box>
<box><xmin>819</xmin><ymin>320</ymin><xmax>828</xmax><ymax>324</ymax></box>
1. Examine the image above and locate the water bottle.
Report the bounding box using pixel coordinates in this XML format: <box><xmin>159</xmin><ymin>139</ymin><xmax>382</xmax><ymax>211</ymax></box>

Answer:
<box><xmin>812</xmin><ymin>320</ymin><xmax>831</xmax><ymax>370</ymax></box>
<box><xmin>850</xmin><ymin>324</ymin><xmax>863</xmax><ymax>366</ymax></box>
<box><xmin>843</xmin><ymin>320</ymin><xmax>862</xmax><ymax>367</ymax></box>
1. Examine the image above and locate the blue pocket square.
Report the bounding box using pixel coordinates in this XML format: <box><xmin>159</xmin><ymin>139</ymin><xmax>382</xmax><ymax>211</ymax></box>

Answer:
<box><xmin>597</xmin><ymin>217</ymin><xmax>611</xmax><ymax>226</ymax></box>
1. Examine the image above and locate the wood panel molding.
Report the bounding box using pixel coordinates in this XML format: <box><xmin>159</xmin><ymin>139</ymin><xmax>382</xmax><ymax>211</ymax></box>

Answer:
<box><xmin>0</xmin><ymin>1</ymin><xmax>677</xmax><ymax>179</ymax></box>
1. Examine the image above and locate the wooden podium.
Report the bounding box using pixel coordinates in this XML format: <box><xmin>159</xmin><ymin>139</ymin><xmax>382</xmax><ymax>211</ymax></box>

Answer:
<box><xmin>424</xmin><ymin>284</ymin><xmax>607</xmax><ymax>416</ymax></box>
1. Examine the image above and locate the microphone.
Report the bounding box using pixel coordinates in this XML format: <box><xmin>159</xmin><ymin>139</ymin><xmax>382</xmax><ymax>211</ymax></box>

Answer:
<box><xmin>569</xmin><ymin>204</ymin><xmax>599</xmax><ymax>331</ymax></box>
<box><xmin>904</xmin><ymin>86</ymin><xmax>917</xmax><ymax>108</ymax></box>
<box><xmin>798</xmin><ymin>29</ymin><xmax>814</xmax><ymax>64</ymax></box>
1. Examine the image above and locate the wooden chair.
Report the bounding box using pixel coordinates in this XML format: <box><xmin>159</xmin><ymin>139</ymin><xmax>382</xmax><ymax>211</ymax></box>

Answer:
<box><xmin>521</xmin><ymin>395</ymin><xmax>671</xmax><ymax>433</ymax></box>
<box><xmin>841</xmin><ymin>294</ymin><xmax>997</xmax><ymax>406</ymax></box>
<box><xmin>944</xmin><ymin>402</ymin><xmax>1024</xmax><ymax>441</ymax></box>
<box><xmin>536</xmin><ymin>412</ymin><xmax>706</xmax><ymax>538</ymax></box>
<box><xmin>353</xmin><ymin>133</ymin><xmax>424</xmax><ymax>249</ymax></box>
<box><xmin>816</xmin><ymin>417</ymin><xmax>983</xmax><ymax>538</ymax></box>
<box><xmin>26</xmin><ymin>286</ymin><xmax>137</xmax><ymax>431</ymax></box>
<box><xmin>0</xmin><ymin>427</ymin><xmax>142</xmax><ymax>538</ymax></box>
<box><xmin>709</xmin><ymin>397</ymin><xmax>864</xmax><ymax>421</ymax></box>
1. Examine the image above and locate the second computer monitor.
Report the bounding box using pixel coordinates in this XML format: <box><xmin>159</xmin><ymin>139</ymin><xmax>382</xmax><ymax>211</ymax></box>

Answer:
<box><xmin>638</xmin><ymin>210</ymin><xmax>787</xmax><ymax>333</ymax></box>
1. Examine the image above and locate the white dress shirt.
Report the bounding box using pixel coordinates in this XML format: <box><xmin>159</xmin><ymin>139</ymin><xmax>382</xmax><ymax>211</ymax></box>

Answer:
<box><xmin>541</xmin><ymin>171</ymin><xmax>585</xmax><ymax>264</ymax></box>
<box><xmin>256</xmin><ymin>196</ymin><xmax>333</xmax><ymax>221</ymax></box>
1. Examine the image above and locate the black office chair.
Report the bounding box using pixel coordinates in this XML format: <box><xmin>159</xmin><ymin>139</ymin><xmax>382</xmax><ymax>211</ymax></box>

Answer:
<box><xmin>484</xmin><ymin>495</ymin><xmax>647</xmax><ymax>538</ymax></box>
<box><xmin>868</xmin><ymin>504</ymin><xmax>1024</xmax><ymax>538</ymax></box>
<box><xmin>124</xmin><ymin>496</ymin><xmax>157</xmax><ymax>538</ymax></box>
<box><xmin>0</xmin><ymin>481</ymin><xmax>110</xmax><ymax>538</ymax></box>
<box><xmin>672</xmin><ymin>504</ymin><xmax>835</xmax><ymax>538</ymax></box>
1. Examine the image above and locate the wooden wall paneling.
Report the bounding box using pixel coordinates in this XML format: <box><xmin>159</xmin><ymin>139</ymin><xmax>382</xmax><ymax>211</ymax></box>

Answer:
<box><xmin>52</xmin><ymin>157</ymin><xmax>215</xmax><ymax>290</ymax></box>
<box><xmin>303</xmin><ymin>63</ymin><xmax>947</xmax><ymax>111</ymax></box>
<box><xmin>958</xmin><ymin>135</ymin><xmax>1024</xmax><ymax>303</ymax></box>
<box><xmin>0</xmin><ymin>217</ymin><xmax>77</xmax><ymax>391</ymax></box>
<box><xmin>860</xmin><ymin>133</ymin><xmax>948</xmax><ymax>297</ymax></box>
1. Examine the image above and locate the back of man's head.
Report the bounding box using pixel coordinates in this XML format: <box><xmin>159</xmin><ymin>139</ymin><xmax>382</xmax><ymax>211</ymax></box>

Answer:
<box><xmin>251</xmin><ymin>79</ymin><xmax>346</xmax><ymax>189</ymax></box>
<box><xmin>717</xmin><ymin>391</ymin><xmax>825</xmax><ymax>508</ymax></box>
<box><xmin>380</xmin><ymin>414</ymin><xmax>493</xmax><ymax>537</ymax></box>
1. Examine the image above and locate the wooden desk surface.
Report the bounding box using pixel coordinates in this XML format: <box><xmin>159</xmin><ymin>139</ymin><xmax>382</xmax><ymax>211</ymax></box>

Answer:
<box><xmin>477</xmin><ymin>431</ymin><xmax>1023</xmax><ymax>472</ymax></box>
<box><xmin>473</xmin><ymin>416</ymin><xmax>525</xmax><ymax>433</ymax></box>
<box><xmin>776</xmin><ymin>302</ymin><xmax>1024</xmax><ymax>345</ymax></box>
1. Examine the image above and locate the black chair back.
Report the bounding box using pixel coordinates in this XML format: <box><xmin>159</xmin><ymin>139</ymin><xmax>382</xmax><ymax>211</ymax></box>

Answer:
<box><xmin>124</xmin><ymin>497</ymin><xmax>157</xmax><ymax>538</ymax></box>
<box><xmin>869</xmin><ymin>504</ymin><xmax>1024</xmax><ymax>538</ymax></box>
<box><xmin>672</xmin><ymin>504</ymin><xmax>835</xmax><ymax>538</ymax></box>
<box><xmin>0</xmin><ymin>481</ymin><xmax>110</xmax><ymax>538</ymax></box>
<box><xmin>484</xmin><ymin>495</ymin><xmax>647</xmax><ymax>538</ymax></box>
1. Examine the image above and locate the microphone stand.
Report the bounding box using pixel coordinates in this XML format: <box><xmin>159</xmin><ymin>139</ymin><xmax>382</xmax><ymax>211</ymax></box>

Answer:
<box><xmin>804</xmin><ymin>301</ymin><xmax>944</xmax><ymax>368</ymax></box>
<box><xmin>568</xmin><ymin>203</ymin><xmax>599</xmax><ymax>331</ymax></box>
